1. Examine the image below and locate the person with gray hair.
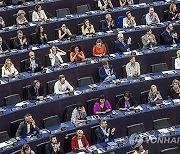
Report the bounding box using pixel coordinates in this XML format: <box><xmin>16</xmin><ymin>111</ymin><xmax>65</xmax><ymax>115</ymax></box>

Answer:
<box><xmin>102</xmin><ymin>14</ymin><xmax>115</xmax><ymax>32</ymax></box>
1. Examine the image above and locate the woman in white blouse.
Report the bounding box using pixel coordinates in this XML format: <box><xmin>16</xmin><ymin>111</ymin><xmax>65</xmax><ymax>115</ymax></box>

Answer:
<box><xmin>48</xmin><ymin>46</ymin><xmax>66</xmax><ymax>66</ymax></box>
<box><xmin>32</xmin><ymin>5</ymin><xmax>47</xmax><ymax>22</ymax></box>
<box><xmin>1</xmin><ymin>58</ymin><xmax>19</xmax><ymax>78</ymax></box>
<box><xmin>123</xmin><ymin>11</ymin><xmax>136</xmax><ymax>28</ymax></box>
<box><xmin>175</xmin><ymin>50</ymin><xmax>180</xmax><ymax>69</ymax></box>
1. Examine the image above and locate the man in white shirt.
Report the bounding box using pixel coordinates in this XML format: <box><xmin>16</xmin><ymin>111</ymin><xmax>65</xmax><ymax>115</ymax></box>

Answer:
<box><xmin>145</xmin><ymin>6</ymin><xmax>160</xmax><ymax>25</ymax></box>
<box><xmin>126</xmin><ymin>56</ymin><xmax>140</xmax><ymax>77</ymax></box>
<box><xmin>54</xmin><ymin>74</ymin><xmax>74</xmax><ymax>94</ymax></box>
<box><xmin>133</xmin><ymin>145</ymin><xmax>149</xmax><ymax>154</ymax></box>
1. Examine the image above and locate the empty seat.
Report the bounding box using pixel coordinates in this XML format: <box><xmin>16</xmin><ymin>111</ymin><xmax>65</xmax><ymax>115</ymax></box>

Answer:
<box><xmin>153</xmin><ymin>118</ymin><xmax>172</xmax><ymax>130</ymax></box>
<box><xmin>127</xmin><ymin>123</ymin><xmax>145</xmax><ymax>136</ymax></box>
<box><xmin>76</xmin><ymin>4</ymin><xmax>91</xmax><ymax>14</ymax></box>
<box><xmin>22</xmin><ymin>85</ymin><xmax>31</xmax><ymax>100</ymax></box>
<box><xmin>163</xmin><ymin>10</ymin><xmax>169</xmax><ymax>22</ymax></box>
<box><xmin>141</xmin><ymin>14</ymin><xmax>146</xmax><ymax>25</ymax></box>
<box><xmin>86</xmin><ymin>98</ymin><xmax>98</xmax><ymax>115</ymax></box>
<box><xmin>161</xmin><ymin>147</ymin><xmax>180</xmax><ymax>154</ymax></box>
<box><xmin>115</xmin><ymin>94</ymin><xmax>124</xmax><ymax>105</ymax></box>
<box><xmin>0</xmin><ymin>131</ymin><xmax>9</xmax><ymax>142</ymax></box>
<box><xmin>43</xmin><ymin>115</ymin><xmax>60</xmax><ymax>128</ymax></box>
<box><xmin>4</xmin><ymin>94</ymin><xmax>21</xmax><ymax>106</ymax></box>
<box><xmin>64</xmin><ymin>132</ymin><xmax>76</xmax><ymax>153</ymax></box>
<box><xmin>139</xmin><ymin>0</ymin><xmax>153</xmax><ymax>4</ymax></box>
<box><xmin>151</xmin><ymin>63</ymin><xmax>168</xmax><ymax>73</ymax></box>
<box><xmin>91</xmin><ymin>125</ymin><xmax>99</xmax><ymax>144</ymax></box>
<box><xmin>56</xmin><ymin>8</ymin><xmax>70</xmax><ymax>18</ymax></box>
<box><xmin>46</xmin><ymin>79</ymin><xmax>57</xmax><ymax>94</ymax></box>
<box><xmin>77</xmin><ymin>76</ymin><xmax>94</xmax><ymax>87</ymax></box>
<box><xmin>45</xmin><ymin>54</ymin><xmax>51</xmax><ymax>67</ymax></box>
<box><xmin>62</xmin><ymin>104</ymin><xmax>76</xmax><ymax>122</ymax></box>
<box><xmin>171</xmin><ymin>57</ymin><xmax>176</xmax><ymax>70</ymax></box>
<box><xmin>20</xmin><ymin>59</ymin><xmax>29</xmax><ymax>72</ymax></box>
<box><xmin>122</xmin><ymin>65</ymin><xmax>127</xmax><ymax>78</ymax></box>
<box><xmin>36</xmin><ymin>142</ymin><xmax>47</xmax><ymax>154</ymax></box>
<box><xmin>10</xmin><ymin>118</ymin><xmax>24</xmax><ymax>137</ymax></box>
<box><xmin>117</xmin><ymin>16</ymin><xmax>125</xmax><ymax>28</ymax></box>
<box><xmin>140</xmin><ymin>90</ymin><xmax>150</xmax><ymax>104</ymax></box>
<box><xmin>28</xmin><ymin>10</ymin><xmax>33</xmax><ymax>22</ymax></box>
<box><xmin>77</xmin><ymin>23</ymin><xmax>83</xmax><ymax>35</ymax></box>
<box><xmin>10</xmin><ymin>37</ymin><xmax>16</xmax><ymax>49</ymax></box>
<box><xmin>30</xmin><ymin>33</ymin><xmax>37</xmax><ymax>45</ymax></box>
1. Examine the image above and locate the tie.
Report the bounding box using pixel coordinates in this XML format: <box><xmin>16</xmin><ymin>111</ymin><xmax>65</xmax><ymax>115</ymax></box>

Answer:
<box><xmin>122</xmin><ymin>41</ymin><xmax>126</xmax><ymax>47</ymax></box>
<box><xmin>35</xmin><ymin>88</ymin><xmax>39</xmax><ymax>97</ymax></box>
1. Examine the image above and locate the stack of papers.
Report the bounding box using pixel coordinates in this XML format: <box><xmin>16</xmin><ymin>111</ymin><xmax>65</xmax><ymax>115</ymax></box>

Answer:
<box><xmin>134</xmin><ymin>106</ymin><xmax>143</xmax><ymax>111</ymax></box>
<box><xmin>173</xmin><ymin>99</ymin><xmax>180</xmax><ymax>104</ymax></box>
<box><xmin>162</xmin><ymin>70</ymin><xmax>176</xmax><ymax>75</ymax></box>
<box><xmin>15</xmin><ymin>101</ymin><xmax>28</xmax><ymax>107</ymax></box>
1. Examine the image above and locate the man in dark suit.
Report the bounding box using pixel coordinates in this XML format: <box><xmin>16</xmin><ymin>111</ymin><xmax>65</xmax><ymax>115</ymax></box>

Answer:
<box><xmin>28</xmin><ymin>80</ymin><xmax>46</xmax><ymax>100</ymax></box>
<box><xmin>95</xmin><ymin>119</ymin><xmax>115</xmax><ymax>143</ymax></box>
<box><xmin>115</xmin><ymin>33</ymin><xmax>131</xmax><ymax>54</ymax></box>
<box><xmin>15</xmin><ymin>113</ymin><xmax>40</xmax><ymax>140</ymax></box>
<box><xmin>13</xmin><ymin>30</ymin><xmax>28</xmax><ymax>49</ymax></box>
<box><xmin>25</xmin><ymin>51</ymin><xmax>42</xmax><ymax>72</ymax></box>
<box><xmin>161</xmin><ymin>22</ymin><xmax>178</xmax><ymax>45</ymax></box>
<box><xmin>101</xmin><ymin>14</ymin><xmax>115</xmax><ymax>32</ymax></box>
<box><xmin>0</xmin><ymin>36</ymin><xmax>10</xmax><ymax>54</ymax></box>
<box><xmin>45</xmin><ymin>135</ymin><xmax>64</xmax><ymax>154</ymax></box>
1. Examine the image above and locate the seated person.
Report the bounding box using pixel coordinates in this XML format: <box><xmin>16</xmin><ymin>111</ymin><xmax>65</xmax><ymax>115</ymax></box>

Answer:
<box><xmin>16</xmin><ymin>10</ymin><xmax>28</xmax><ymax>25</ymax></box>
<box><xmin>0</xmin><ymin>36</ymin><xmax>10</xmax><ymax>54</ymax></box>
<box><xmin>45</xmin><ymin>135</ymin><xmax>64</xmax><ymax>154</ymax></box>
<box><xmin>28</xmin><ymin>80</ymin><xmax>46</xmax><ymax>100</ymax></box>
<box><xmin>93</xmin><ymin>38</ymin><xmax>106</xmax><ymax>57</ymax></box>
<box><xmin>175</xmin><ymin>50</ymin><xmax>180</xmax><ymax>69</ymax></box>
<box><xmin>123</xmin><ymin>11</ymin><xmax>136</xmax><ymax>28</ymax></box>
<box><xmin>15</xmin><ymin>113</ymin><xmax>40</xmax><ymax>140</ymax></box>
<box><xmin>98</xmin><ymin>0</ymin><xmax>113</xmax><ymax>10</ymax></box>
<box><xmin>70</xmin><ymin>44</ymin><xmax>85</xmax><ymax>62</ymax></box>
<box><xmin>115</xmin><ymin>33</ymin><xmax>131</xmax><ymax>54</ymax></box>
<box><xmin>0</xmin><ymin>16</ymin><xmax>5</xmax><ymax>29</ymax></box>
<box><xmin>1</xmin><ymin>58</ymin><xmax>19</xmax><ymax>78</ymax></box>
<box><xmin>25</xmin><ymin>51</ymin><xmax>42</xmax><ymax>72</ymax></box>
<box><xmin>14</xmin><ymin>30</ymin><xmax>28</xmax><ymax>49</ymax></box>
<box><xmin>58</xmin><ymin>23</ymin><xmax>72</xmax><ymax>40</ymax></box>
<box><xmin>148</xmin><ymin>85</ymin><xmax>163</xmax><ymax>105</ymax></box>
<box><xmin>133</xmin><ymin>145</ymin><xmax>149</xmax><ymax>154</ymax></box>
<box><xmin>71</xmin><ymin>103</ymin><xmax>87</xmax><ymax>124</ymax></box>
<box><xmin>169</xmin><ymin>79</ymin><xmax>180</xmax><ymax>99</ymax></box>
<box><xmin>98</xmin><ymin>60</ymin><xmax>116</xmax><ymax>82</ymax></box>
<box><xmin>54</xmin><ymin>74</ymin><xmax>74</xmax><ymax>94</ymax></box>
<box><xmin>167</xmin><ymin>3</ymin><xmax>180</xmax><ymax>21</ymax></box>
<box><xmin>95</xmin><ymin>119</ymin><xmax>115</xmax><ymax>143</ymax></box>
<box><xmin>21</xmin><ymin>144</ymin><xmax>35</xmax><ymax>154</ymax></box>
<box><xmin>119</xmin><ymin>0</ymin><xmax>133</xmax><ymax>7</ymax></box>
<box><xmin>141</xmin><ymin>27</ymin><xmax>157</xmax><ymax>48</ymax></box>
<box><xmin>32</xmin><ymin>5</ymin><xmax>47</xmax><ymax>22</ymax></box>
<box><xmin>116</xmin><ymin>91</ymin><xmax>137</xmax><ymax>111</ymax></box>
<box><xmin>161</xmin><ymin>22</ymin><xmax>178</xmax><ymax>45</ymax></box>
<box><xmin>49</xmin><ymin>45</ymin><xmax>66</xmax><ymax>66</ymax></box>
<box><xmin>102</xmin><ymin>14</ymin><xmax>115</xmax><ymax>32</ymax></box>
<box><xmin>145</xmin><ymin>6</ymin><xmax>160</xmax><ymax>25</ymax></box>
<box><xmin>12</xmin><ymin>0</ymin><xmax>25</xmax><ymax>5</ymax></box>
<box><xmin>0</xmin><ymin>0</ymin><xmax>6</xmax><ymax>7</ymax></box>
<box><xmin>81</xmin><ymin>19</ymin><xmax>95</xmax><ymax>35</ymax></box>
<box><xmin>34</xmin><ymin>25</ymin><xmax>48</xmax><ymax>45</ymax></box>
<box><xmin>71</xmin><ymin>130</ymin><xmax>89</xmax><ymax>151</ymax></box>
<box><xmin>126</xmin><ymin>56</ymin><xmax>140</xmax><ymax>77</ymax></box>
<box><xmin>93</xmin><ymin>95</ymin><xmax>112</xmax><ymax>114</ymax></box>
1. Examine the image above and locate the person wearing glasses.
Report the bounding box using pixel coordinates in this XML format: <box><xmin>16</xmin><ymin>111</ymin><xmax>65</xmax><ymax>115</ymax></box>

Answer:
<box><xmin>58</xmin><ymin>23</ymin><xmax>72</xmax><ymax>40</ymax></box>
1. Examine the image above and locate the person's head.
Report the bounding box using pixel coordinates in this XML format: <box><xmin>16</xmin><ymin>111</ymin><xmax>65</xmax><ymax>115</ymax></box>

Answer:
<box><xmin>17</xmin><ymin>30</ymin><xmax>23</xmax><ymax>38</ymax></box>
<box><xmin>176</xmin><ymin>50</ymin><xmax>180</xmax><ymax>58</ymax></box>
<box><xmin>169</xmin><ymin>3</ymin><xmax>177</xmax><ymax>12</ymax></box>
<box><xmin>117</xmin><ymin>33</ymin><xmax>124</xmax><ymax>41</ymax></box>
<box><xmin>33</xmin><ymin>80</ymin><xmax>40</xmax><ymax>89</ymax></box>
<box><xmin>105</xmin><ymin>14</ymin><xmax>112</xmax><ymax>21</ymax></box>
<box><xmin>96</xmin><ymin>38</ymin><xmax>103</xmax><ymax>47</ymax></box>
<box><xmin>146</xmin><ymin>27</ymin><xmax>152</xmax><ymax>35</ymax></box>
<box><xmin>100</xmin><ymin>119</ymin><xmax>107</xmax><ymax>128</ymax></box>
<box><xmin>76</xmin><ymin>103</ymin><xmax>84</xmax><ymax>112</ymax></box>
<box><xmin>21</xmin><ymin>144</ymin><xmax>32</xmax><ymax>154</ymax></box>
<box><xmin>71</xmin><ymin>44</ymin><xmax>81</xmax><ymax>53</ymax></box>
<box><xmin>76</xmin><ymin>130</ymin><xmax>84</xmax><ymax>139</ymax></box>
<box><xmin>59</xmin><ymin>74</ymin><xmax>66</xmax><ymax>84</ymax></box>
<box><xmin>35</xmin><ymin>25</ymin><xmax>44</xmax><ymax>34</ymax></box>
<box><xmin>102</xmin><ymin>60</ymin><xmax>109</xmax><ymax>69</ymax></box>
<box><xmin>29</xmin><ymin>51</ymin><xmax>35</xmax><ymax>60</ymax></box>
<box><xmin>166</xmin><ymin>22</ymin><xmax>173</xmax><ymax>31</ymax></box>
<box><xmin>50</xmin><ymin>46</ymin><xmax>57</xmax><ymax>54</ymax></box>
<box><xmin>0</xmin><ymin>36</ymin><xmax>2</xmax><ymax>45</ymax></box>
<box><xmin>17</xmin><ymin>10</ymin><xmax>26</xmax><ymax>17</ymax></box>
<box><xmin>24</xmin><ymin>113</ymin><xmax>33</xmax><ymax>123</ymax></box>
<box><xmin>98</xmin><ymin>95</ymin><xmax>106</xmax><ymax>104</ymax></box>
<box><xmin>150</xmin><ymin>85</ymin><xmax>157</xmax><ymax>93</ymax></box>
<box><xmin>129</xmin><ymin>56</ymin><xmax>136</xmax><ymax>64</ymax></box>
<box><xmin>34</xmin><ymin>5</ymin><xmax>42</xmax><ymax>12</ymax></box>
<box><xmin>84</xmin><ymin>19</ymin><xmax>90</xmax><ymax>26</ymax></box>
<box><xmin>149</xmin><ymin>6</ymin><xmax>154</xmax><ymax>14</ymax></box>
<box><xmin>4</xmin><ymin>58</ymin><xmax>13</xmax><ymax>68</ymax></box>
<box><xmin>172</xmin><ymin>79</ymin><xmax>180</xmax><ymax>89</ymax></box>
<box><xmin>135</xmin><ymin>145</ymin><xmax>144</xmax><ymax>153</ymax></box>
<box><xmin>126</xmin><ymin>11</ymin><xmax>132</xmax><ymax>19</ymax></box>
<box><xmin>50</xmin><ymin>135</ymin><xmax>58</xmax><ymax>144</ymax></box>
<box><xmin>123</xmin><ymin>91</ymin><xmax>131</xmax><ymax>101</ymax></box>
<box><xmin>61</xmin><ymin>23</ymin><xmax>67</xmax><ymax>31</ymax></box>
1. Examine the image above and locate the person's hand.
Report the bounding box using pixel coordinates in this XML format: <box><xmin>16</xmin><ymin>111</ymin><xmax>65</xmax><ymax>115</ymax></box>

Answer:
<box><xmin>65</xmin><ymin>90</ymin><xmax>70</xmax><ymax>94</ymax></box>
<box><xmin>79</xmin><ymin>147</ymin><xmax>86</xmax><ymax>151</ymax></box>
<box><xmin>36</xmin><ymin>64</ymin><xmax>38</xmax><ymax>67</ymax></box>
<box><xmin>144</xmin><ymin>150</ymin><xmax>149</xmax><ymax>154</ymax></box>
<box><xmin>129</xmin><ymin>106</ymin><xmax>134</xmax><ymax>110</ymax></box>
<box><xmin>111</xmin><ymin>128</ymin><xmax>116</xmax><ymax>133</ymax></box>
<box><xmin>107</xmin><ymin>128</ymin><xmax>111</xmax><ymax>134</ymax></box>
<box><xmin>106</xmin><ymin>109</ymin><xmax>111</xmax><ymax>112</ymax></box>
<box><xmin>54</xmin><ymin>142</ymin><xmax>60</xmax><ymax>151</ymax></box>
<box><xmin>31</xmin><ymin>119</ymin><xmax>36</xmax><ymax>126</ymax></box>
<box><xmin>16</xmin><ymin>136</ymin><xmax>20</xmax><ymax>140</ymax></box>
<box><xmin>127</xmin><ymin>37</ymin><xmax>131</xmax><ymax>44</ymax></box>
<box><xmin>37</xmin><ymin>96</ymin><xmax>44</xmax><ymax>100</ymax></box>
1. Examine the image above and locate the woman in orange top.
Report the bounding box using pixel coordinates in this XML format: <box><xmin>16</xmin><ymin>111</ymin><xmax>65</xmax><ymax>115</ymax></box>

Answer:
<box><xmin>70</xmin><ymin>44</ymin><xmax>85</xmax><ymax>62</ymax></box>
<box><xmin>93</xmin><ymin>39</ymin><xmax>106</xmax><ymax>57</ymax></box>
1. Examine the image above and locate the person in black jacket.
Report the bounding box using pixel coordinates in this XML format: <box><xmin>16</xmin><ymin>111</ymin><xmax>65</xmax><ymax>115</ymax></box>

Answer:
<box><xmin>95</xmin><ymin>119</ymin><xmax>115</xmax><ymax>143</ymax></box>
<box><xmin>28</xmin><ymin>80</ymin><xmax>46</xmax><ymax>100</ymax></box>
<box><xmin>116</xmin><ymin>91</ymin><xmax>137</xmax><ymax>111</ymax></box>
<box><xmin>102</xmin><ymin>14</ymin><xmax>115</xmax><ymax>32</ymax></box>
<box><xmin>0</xmin><ymin>36</ymin><xmax>10</xmax><ymax>54</ymax></box>
<box><xmin>14</xmin><ymin>30</ymin><xmax>28</xmax><ymax>49</ymax></box>
<box><xmin>161</xmin><ymin>22</ymin><xmax>178</xmax><ymax>45</ymax></box>
<box><xmin>15</xmin><ymin>113</ymin><xmax>40</xmax><ymax>140</ymax></box>
<box><xmin>34</xmin><ymin>25</ymin><xmax>48</xmax><ymax>45</ymax></box>
<box><xmin>45</xmin><ymin>135</ymin><xmax>64</xmax><ymax>154</ymax></box>
<box><xmin>25</xmin><ymin>51</ymin><xmax>42</xmax><ymax>72</ymax></box>
<box><xmin>169</xmin><ymin>79</ymin><xmax>180</xmax><ymax>99</ymax></box>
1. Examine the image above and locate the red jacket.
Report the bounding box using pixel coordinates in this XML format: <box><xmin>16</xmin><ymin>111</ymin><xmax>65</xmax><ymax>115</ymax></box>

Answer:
<box><xmin>71</xmin><ymin>135</ymin><xmax>89</xmax><ymax>151</ymax></box>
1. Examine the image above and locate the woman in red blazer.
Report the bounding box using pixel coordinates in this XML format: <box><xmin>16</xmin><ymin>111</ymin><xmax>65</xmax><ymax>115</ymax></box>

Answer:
<box><xmin>71</xmin><ymin>130</ymin><xmax>90</xmax><ymax>151</ymax></box>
